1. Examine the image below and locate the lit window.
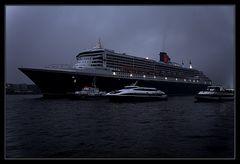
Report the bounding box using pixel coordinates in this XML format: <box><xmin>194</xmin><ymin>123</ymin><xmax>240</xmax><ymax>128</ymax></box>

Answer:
<box><xmin>165</xmin><ymin>77</ymin><xmax>167</xmax><ymax>80</ymax></box>
<box><xmin>74</xmin><ymin>79</ymin><xmax>76</xmax><ymax>83</ymax></box>
<box><xmin>72</xmin><ymin>76</ymin><xmax>75</xmax><ymax>79</ymax></box>
<box><xmin>113</xmin><ymin>72</ymin><xmax>116</xmax><ymax>75</ymax></box>
<box><xmin>143</xmin><ymin>75</ymin><xmax>146</xmax><ymax>78</ymax></box>
<box><xmin>184</xmin><ymin>79</ymin><xmax>186</xmax><ymax>82</ymax></box>
<box><xmin>176</xmin><ymin>78</ymin><xmax>178</xmax><ymax>81</ymax></box>
<box><xmin>130</xmin><ymin>74</ymin><xmax>133</xmax><ymax>77</ymax></box>
<box><xmin>154</xmin><ymin>76</ymin><xmax>156</xmax><ymax>79</ymax></box>
<box><xmin>193</xmin><ymin>80</ymin><xmax>195</xmax><ymax>82</ymax></box>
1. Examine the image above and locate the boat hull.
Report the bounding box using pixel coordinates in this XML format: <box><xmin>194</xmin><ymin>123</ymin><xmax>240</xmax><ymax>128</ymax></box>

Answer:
<box><xmin>195</xmin><ymin>95</ymin><xmax>234</xmax><ymax>102</ymax></box>
<box><xmin>68</xmin><ymin>94</ymin><xmax>106</xmax><ymax>100</ymax></box>
<box><xmin>107</xmin><ymin>95</ymin><xmax>168</xmax><ymax>102</ymax></box>
<box><xmin>67</xmin><ymin>92</ymin><xmax>106</xmax><ymax>100</ymax></box>
<box><xmin>19</xmin><ymin>68</ymin><xmax>210</xmax><ymax>98</ymax></box>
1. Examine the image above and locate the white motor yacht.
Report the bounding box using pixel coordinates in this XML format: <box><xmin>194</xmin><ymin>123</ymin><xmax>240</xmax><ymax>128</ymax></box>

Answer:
<box><xmin>106</xmin><ymin>86</ymin><xmax>168</xmax><ymax>102</ymax></box>
<box><xmin>195</xmin><ymin>86</ymin><xmax>234</xmax><ymax>102</ymax></box>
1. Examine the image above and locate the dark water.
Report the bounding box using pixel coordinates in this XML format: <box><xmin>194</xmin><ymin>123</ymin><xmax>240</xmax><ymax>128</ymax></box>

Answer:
<box><xmin>6</xmin><ymin>95</ymin><xmax>234</xmax><ymax>159</ymax></box>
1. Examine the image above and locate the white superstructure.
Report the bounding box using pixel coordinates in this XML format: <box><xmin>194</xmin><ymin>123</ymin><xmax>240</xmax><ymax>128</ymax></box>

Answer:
<box><xmin>107</xmin><ymin>86</ymin><xmax>166</xmax><ymax>96</ymax></box>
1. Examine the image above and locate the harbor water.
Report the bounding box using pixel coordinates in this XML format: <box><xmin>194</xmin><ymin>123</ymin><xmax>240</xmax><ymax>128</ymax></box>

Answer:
<box><xmin>5</xmin><ymin>95</ymin><xmax>234</xmax><ymax>159</ymax></box>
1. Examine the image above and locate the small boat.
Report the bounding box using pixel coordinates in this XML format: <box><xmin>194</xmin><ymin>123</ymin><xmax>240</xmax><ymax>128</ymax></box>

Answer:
<box><xmin>195</xmin><ymin>86</ymin><xmax>234</xmax><ymax>102</ymax></box>
<box><xmin>106</xmin><ymin>86</ymin><xmax>168</xmax><ymax>102</ymax></box>
<box><xmin>68</xmin><ymin>87</ymin><xmax>106</xmax><ymax>100</ymax></box>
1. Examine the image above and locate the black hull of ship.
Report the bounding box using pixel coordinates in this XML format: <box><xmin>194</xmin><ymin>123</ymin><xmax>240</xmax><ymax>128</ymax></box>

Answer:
<box><xmin>19</xmin><ymin>68</ymin><xmax>210</xmax><ymax>98</ymax></box>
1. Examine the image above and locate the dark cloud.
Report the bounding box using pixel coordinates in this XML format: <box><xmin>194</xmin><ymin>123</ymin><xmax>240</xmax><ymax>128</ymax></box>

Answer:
<box><xmin>5</xmin><ymin>5</ymin><xmax>235</xmax><ymax>88</ymax></box>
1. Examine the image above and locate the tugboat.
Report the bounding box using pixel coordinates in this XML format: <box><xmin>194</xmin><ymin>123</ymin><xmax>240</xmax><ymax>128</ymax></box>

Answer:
<box><xmin>195</xmin><ymin>86</ymin><xmax>234</xmax><ymax>102</ymax></box>
<box><xmin>68</xmin><ymin>87</ymin><xmax>106</xmax><ymax>100</ymax></box>
<box><xmin>106</xmin><ymin>85</ymin><xmax>168</xmax><ymax>102</ymax></box>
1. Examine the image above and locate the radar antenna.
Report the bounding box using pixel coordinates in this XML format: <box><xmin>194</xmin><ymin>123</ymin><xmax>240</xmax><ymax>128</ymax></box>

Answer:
<box><xmin>131</xmin><ymin>80</ymin><xmax>138</xmax><ymax>86</ymax></box>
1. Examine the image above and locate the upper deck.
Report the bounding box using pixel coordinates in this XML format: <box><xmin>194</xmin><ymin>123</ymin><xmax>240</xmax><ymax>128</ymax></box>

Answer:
<box><xmin>72</xmin><ymin>46</ymin><xmax>211</xmax><ymax>85</ymax></box>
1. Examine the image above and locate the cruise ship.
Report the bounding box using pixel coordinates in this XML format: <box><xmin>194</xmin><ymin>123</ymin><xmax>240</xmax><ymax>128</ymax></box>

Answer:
<box><xmin>19</xmin><ymin>40</ymin><xmax>212</xmax><ymax>97</ymax></box>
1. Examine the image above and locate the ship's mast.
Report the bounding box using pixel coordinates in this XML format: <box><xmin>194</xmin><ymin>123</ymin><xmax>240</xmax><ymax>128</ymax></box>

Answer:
<box><xmin>189</xmin><ymin>60</ymin><xmax>192</xmax><ymax>69</ymax></box>
<box><xmin>93</xmin><ymin>38</ymin><xmax>103</xmax><ymax>49</ymax></box>
<box><xmin>97</xmin><ymin>38</ymin><xmax>103</xmax><ymax>49</ymax></box>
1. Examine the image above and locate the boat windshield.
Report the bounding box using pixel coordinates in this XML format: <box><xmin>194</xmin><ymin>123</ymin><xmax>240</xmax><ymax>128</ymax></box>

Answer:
<box><xmin>124</xmin><ymin>86</ymin><xmax>139</xmax><ymax>89</ymax></box>
<box><xmin>133</xmin><ymin>88</ymin><xmax>157</xmax><ymax>91</ymax></box>
<box><xmin>225</xmin><ymin>89</ymin><xmax>234</xmax><ymax>93</ymax></box>
<box><xmin>207</xmin><ymin>87</ymin><xmax>220</xmax><ymax>92</ymax></box>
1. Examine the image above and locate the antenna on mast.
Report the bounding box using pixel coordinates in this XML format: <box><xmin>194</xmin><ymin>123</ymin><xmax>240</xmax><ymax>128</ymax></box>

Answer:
<box><xmin>189</xmin><ymin>60</ymin><xmax>192</xmax><ymax>69</ymax></box>
<box><xmin>97</xmin><ymin>38</ymin><xmax>103</xmax><ymax>49</ymax></box>
<box><xmin>93</xmin><ymin>38</ymin><xmax>103</xmax><ymax>49</ymax></box>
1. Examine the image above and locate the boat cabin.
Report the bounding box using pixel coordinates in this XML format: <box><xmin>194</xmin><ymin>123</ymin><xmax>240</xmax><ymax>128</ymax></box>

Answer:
<box><xmin>207</xmin><ymin>86</ymin><xmax>225</xmax><ymax>92</ymax></box>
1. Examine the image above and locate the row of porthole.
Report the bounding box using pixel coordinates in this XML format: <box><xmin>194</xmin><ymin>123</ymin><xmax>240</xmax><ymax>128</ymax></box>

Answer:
<box><xmin>112</xmin><ymin>72</ymin><xmax>205</xmax><ymax>83</ymax></box>
<box><xmin>72</xmin><ymin>74</ymin><xmax>211</xmax><ymax>85</ymax></box>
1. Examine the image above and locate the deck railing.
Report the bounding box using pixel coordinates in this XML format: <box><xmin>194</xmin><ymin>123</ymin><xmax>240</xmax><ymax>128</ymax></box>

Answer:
<box><xmin>45</xmin><ymin>64</ymin><xmax>72</xmax><ymax>69</ymax></box>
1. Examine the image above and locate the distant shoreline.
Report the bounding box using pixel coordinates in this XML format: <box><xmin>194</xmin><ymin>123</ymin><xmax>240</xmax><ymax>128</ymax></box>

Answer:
<box><xmin>6</xmin><ymin>93</ymin><xmax>42</xmax><ymax>95</ymax></box>
<box><xmin>6</xmin><ymin>83</ymin><xmax>42</xmax><ymax>95</ymax></box>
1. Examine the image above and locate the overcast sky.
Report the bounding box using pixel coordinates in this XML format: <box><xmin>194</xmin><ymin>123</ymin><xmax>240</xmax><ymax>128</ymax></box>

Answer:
<box><xmin>5</xmin><ymin>5</ymin><xmax>235</xmax><ymax>88</ymax></box>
